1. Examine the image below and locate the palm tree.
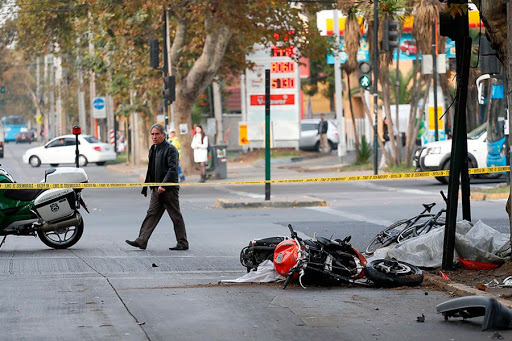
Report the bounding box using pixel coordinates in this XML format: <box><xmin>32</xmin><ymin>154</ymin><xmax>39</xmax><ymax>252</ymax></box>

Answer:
<box><xmin>341</xmin><ymin>2</ymin><xmax>362</xmax><ymax>148</ymax></box>
<box><xmin>410</xmin><ymin>0</ymin><xmax>447</xmax><ymax>165</ymax></box>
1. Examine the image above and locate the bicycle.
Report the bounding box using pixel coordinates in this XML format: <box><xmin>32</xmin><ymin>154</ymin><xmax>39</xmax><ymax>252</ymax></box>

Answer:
<box><xmin>365</xmin><ymin>192</ymin><xmax>448</xmax><ymax>255</ymax></box>
<box><xmin>396</xmin><ymin>192</ymin><xmax>447</xmax><ymax>243</ymax></box>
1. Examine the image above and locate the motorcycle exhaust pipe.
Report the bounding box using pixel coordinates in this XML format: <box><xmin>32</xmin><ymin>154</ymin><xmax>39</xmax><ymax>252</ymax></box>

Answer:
<box><xmin>38</xmin><ymin>214</ymin><xmax>82</xmax><ymax>232</ymax></box>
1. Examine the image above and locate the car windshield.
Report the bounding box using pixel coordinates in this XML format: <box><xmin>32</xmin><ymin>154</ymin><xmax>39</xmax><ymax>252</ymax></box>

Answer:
<box><xmin>84</xmin><ymin>136</ymin><xmax>100</xmax><ymax>143</ymax></box>
<box><xmin>467</xmin><ymin>123</ymin><xmax>487</xmax><ymax>140</ymax></box>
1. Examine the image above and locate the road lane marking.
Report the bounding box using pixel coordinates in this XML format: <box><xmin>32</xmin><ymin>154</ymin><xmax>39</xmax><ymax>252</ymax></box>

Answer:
<box><xmin>306</xmin><ymin>206</ymin><xmax>393</xmax><ymax>226</ymax></box>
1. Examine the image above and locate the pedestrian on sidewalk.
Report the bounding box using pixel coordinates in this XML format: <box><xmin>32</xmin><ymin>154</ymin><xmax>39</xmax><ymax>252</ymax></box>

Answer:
<box><xmin>168</xmin><ymin>128</ymin><xmax>185</xmax><ymax>182</ymax></box>
<box><xmin>191</xmin><ymin>124</ymin><xmax>208</xmax><ymax>183</ymax></box>
<box><xmin>317</xmin><ymin>114</ymin><xmax>329</xmax><ymax>153</ymax></box>
<box><xmin>379</xmin><ymin>116</ymin><xmax>392</xmax><ymax>170</ymax></box>
<box><xmin>126</xmin><ymin>123</ymin><xmax>189</xmax><ymax>251</ymax></box>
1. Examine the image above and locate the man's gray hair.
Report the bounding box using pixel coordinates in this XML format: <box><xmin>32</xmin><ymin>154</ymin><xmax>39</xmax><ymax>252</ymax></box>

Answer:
<box><xmin>151</xmin><ymin>124</ymin><xmax>165</xmax><ymax>134</ymax></box>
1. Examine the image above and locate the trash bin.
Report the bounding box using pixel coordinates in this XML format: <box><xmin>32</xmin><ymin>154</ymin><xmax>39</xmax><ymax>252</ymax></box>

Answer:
<box><xmin>206</xmin><ymin>145</ymin><xmax>227</xmax><ymax>179</ymax></box>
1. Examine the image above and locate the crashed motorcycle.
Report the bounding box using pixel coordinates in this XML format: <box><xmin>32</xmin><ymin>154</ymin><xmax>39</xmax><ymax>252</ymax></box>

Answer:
<box><xmin>241</xmin><ymin>224</ymin><xmax>423</xmax><ymax>289</ymax></box>
<box><xmin>0</xmin><ymin>166</ymin><xmax>89</xmax><ymax>249</ymax></box>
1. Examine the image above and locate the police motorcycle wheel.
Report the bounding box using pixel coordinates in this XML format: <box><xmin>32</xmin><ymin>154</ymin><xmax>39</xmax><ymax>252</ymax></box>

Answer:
<box><xmin>37</xmin><ymin>219</ymin><xmax>84</xmax><ymax>249</ymax></box>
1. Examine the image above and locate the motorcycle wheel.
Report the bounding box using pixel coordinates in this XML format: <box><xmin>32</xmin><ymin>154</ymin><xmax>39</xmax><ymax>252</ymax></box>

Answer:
<box><xmin>37</xmin><ymin>219</ymin><xmax>84</xmax><ymax>249</ymax></box>
<box><xmin>365</xmin><ymin>259</ymin><xmax>423</xmax><ymax>288</ymax></box>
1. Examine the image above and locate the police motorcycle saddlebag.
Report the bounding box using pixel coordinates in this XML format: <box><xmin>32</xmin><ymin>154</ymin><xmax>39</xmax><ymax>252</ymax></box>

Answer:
<box><xmin>33</xmin><ymin>189</ymin><xmax>77</xmax><ymax>222</ymax></box>
<box><xmin>240</xmin><ymin>236</ymin><xmax>286</xmax><ymax>272</ymax></box>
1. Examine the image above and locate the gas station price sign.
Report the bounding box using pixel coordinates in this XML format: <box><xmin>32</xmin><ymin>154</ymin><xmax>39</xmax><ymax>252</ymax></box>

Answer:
<box><xmin>271</xmin><ymin>77</ymin><xmax>295</xmax><ymax>89</ymax></box>
<box><xmin>271</xmin><ymin>62</ymin><xmax>295</xmax><ymax>73</ymax></box>
<box><xmin>270</xmin><ymin>46</ymin><xmax>295</xmax><ymax>57</ymax></box>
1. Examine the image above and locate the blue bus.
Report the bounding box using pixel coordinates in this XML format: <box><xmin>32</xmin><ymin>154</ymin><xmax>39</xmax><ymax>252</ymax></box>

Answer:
<box><xmin>485</xmin><ymin>83</ymin><xmax>508</xmax><ymax>168</ymax></box>
<box><xmin>2</xmin><ymin>116</ymin><xmax>27</xmax><ymax>142</ymax></box>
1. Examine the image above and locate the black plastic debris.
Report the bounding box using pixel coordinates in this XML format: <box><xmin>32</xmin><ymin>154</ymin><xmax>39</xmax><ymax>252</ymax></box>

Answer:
<box><xmin>416</xmin><ymin>314</ymin><xmax>425</xmax><ymax>323</ymax></box>
<box><xmin>492</xmin><ymin>331</ymin><xmax>504</xmax><ymax>339</ymax></box>
<box><xmin>437</xmin><ymin>296</ymin><xmax>512</xmax><ymax>331</ymax></box>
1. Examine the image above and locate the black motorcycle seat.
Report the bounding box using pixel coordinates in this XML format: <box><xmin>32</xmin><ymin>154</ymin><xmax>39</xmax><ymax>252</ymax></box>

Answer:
<box><xmin>4</xmin><ymin>189</ymin><xmax>45</xmax><ymax>202</ymax></box>
<box><xmin>316</xmin><ymin>236</ymin><xmax>332</xmax><ymax>246</ymax></box>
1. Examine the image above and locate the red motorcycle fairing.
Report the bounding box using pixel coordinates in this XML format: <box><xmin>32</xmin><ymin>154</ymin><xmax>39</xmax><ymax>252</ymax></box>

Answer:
<box><xmin>273</xmin><ymin>239</ymin><xmax>299</xmax><ymax>278</ymax></box>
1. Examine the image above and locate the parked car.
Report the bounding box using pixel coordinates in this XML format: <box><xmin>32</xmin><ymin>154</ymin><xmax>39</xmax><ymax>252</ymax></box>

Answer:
<box><xmin>22</xmin><ymin>134</ymin><xmax>117</xmax><ymax>167</ymax></box>
<box><xmin>15</xmin><ymin>128</ymin><xmax>35</xmax><ymax>144</ymax></box>
<box><xmin>413</xmin><ymin>123</ymin><xmax>502</xmax><ymax>184</ymax></box>
<box><xmin>400</xmin><ymin>40</ymin><xmax>417</xmax><ymax>56</ymax></box>
<box><xmin>299</xmin><ymin>119</ymin><xmax>339</xmax><ymax>152</ymax></box>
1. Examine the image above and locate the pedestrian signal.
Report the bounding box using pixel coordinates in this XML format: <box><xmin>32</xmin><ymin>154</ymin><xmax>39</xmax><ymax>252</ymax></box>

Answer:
<box><xmin>358</xmin><ymin>62</ymin><xmax>372</xmax><ymax>89</ymax></box>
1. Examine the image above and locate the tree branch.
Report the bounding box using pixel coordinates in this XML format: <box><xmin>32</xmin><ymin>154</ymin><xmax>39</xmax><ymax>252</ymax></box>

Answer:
<box><xmin>170</xmin><ymin>17</ymin><xmax>188</xmax><ymax>75</ymax></box>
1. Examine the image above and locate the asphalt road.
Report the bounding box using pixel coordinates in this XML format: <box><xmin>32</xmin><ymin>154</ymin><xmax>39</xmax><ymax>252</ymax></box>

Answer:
<box><xmin>1</xmin><ymin>142</ymin><xmax>510</xmax><ymax>340</ymax></box>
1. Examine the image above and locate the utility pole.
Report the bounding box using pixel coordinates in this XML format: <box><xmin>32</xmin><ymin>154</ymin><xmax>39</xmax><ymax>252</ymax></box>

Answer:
<box><xmin>162</xmin><ymin>8</ymin><xmax>169</xmax><ymax>131</ymax></box>
<box><xmin>36</xmin><ymin>56</ymin><xmax>42</xmax><ymax>138</ymax></box>
<box><xmin>507</xmin><ymin>0</ymin><xmax>512</xmax><ymax>238</ymax></box>
<box><xmin>77</xmin><ymin>39</ymin><xmax>87</xmax><ymax>134</ymax></box>
<box><xmin>440</xmin><ymin>0</ymin><xmax>471</xmax><ymax>270</ymax></box>
<box><xmin>333</xmin><ymin>9</ymin><xmax>346</xmax><ymax>160</ymax></box>
<box><xmin>373</xmin><ymin>0</ymin><xmax>379</xmax><ymax>175</ymax></box>
<box><xmin>49</xmin><ymin>55</ymin><xmax>55</xmax><ymax>140</ymax></box>
<box><xmin>166</xmin><ymin>9</ymin><xmax>173</xmax><ymax>127</ymax></box>
<box><xmin>432</xmin><ymin>20</ymin><xmax>439</xmax><ymax>141</ymax></box>
<box><xmin>88</xmin><ymin>10</ymin><xmax>97</xmax><ymax>138</ymax></box>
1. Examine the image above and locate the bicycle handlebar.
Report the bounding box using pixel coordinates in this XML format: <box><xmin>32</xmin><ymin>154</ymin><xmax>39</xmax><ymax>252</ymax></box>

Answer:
<box><xmin>440</xmin><ymin>191</ymin><xmax>447</xmax><ymax>204</ymax></box>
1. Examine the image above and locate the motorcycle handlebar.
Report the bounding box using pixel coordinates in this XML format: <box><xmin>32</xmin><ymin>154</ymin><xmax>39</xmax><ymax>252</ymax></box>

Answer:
<box><xmin>288</xmin><ymin>224</ymin><xmax>298</xmax><ymax>239</ymax></box>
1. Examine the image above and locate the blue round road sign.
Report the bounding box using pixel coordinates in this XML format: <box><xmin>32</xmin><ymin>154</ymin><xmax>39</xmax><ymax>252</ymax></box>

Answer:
<box><xmin>93</xmin><ymin>97</ymin><xmax>105</xmax><ymax>110</ymax></box>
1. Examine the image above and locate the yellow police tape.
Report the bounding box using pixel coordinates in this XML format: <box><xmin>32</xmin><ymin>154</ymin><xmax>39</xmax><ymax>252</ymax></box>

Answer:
<box><xmin>0</xmin><ymin>166</ymin><xmax>509</xmax><ymax>189</ymax></box>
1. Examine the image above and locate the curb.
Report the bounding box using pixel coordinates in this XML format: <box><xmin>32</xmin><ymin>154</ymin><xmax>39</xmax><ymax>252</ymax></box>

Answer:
<box><xmin>216</xmin><ymin>196</ymin><xmax>327</xmax><ymax>209</ymax></box>
<box><xmin>470</xmin><ymin>192</ymin><xmax>509</xmax><ymax>201</ymax></box>
<box><xmin>424</xmin><ymin>273</ymin><xmax>512</xmax><ymax>309</ymax></box>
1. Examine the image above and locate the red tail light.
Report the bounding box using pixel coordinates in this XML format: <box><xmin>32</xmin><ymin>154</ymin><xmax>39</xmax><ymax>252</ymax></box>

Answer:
<box><xmin>93</xmin><ymin>146</ymin><xmax>101</xmax><ymax>151</ymax></box>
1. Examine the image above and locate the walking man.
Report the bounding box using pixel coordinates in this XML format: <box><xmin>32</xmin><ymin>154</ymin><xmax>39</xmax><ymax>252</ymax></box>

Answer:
<box><xmin>318</xmin><ymin>114</ymin><xmax>329</xmax><ymax>153</ymax></box>
<box><xmin>126</xmin><ymin>124</ymin><xmax>189</xmax><ymax>251</ymax></box>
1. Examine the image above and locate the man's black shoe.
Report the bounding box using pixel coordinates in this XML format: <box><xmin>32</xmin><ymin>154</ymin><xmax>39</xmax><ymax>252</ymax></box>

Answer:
<box><xmin>125</xmin><ymin>240</ymin><xmax>146</xmax><ymax>250</ymax></box>
<box><xmin>169</xmin><ymin>245</ymin><xmax>188</xmax><ymax>251</ymax></box>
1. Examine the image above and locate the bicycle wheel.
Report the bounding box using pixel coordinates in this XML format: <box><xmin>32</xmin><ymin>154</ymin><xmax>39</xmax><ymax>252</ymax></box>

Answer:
<box><xmin>397</xmin><ymin>213</ymin><xmax>446</xmax><ymax>243</ymax></box>
<box><xmin>397</xmin><ymin>222</ymin><xmax>432</xmax><ymax>243</ymax></box>
<box><xmin>365</xmin><ymin>219</ymin><xmax>410</xmax><ymax>255</ymax></box>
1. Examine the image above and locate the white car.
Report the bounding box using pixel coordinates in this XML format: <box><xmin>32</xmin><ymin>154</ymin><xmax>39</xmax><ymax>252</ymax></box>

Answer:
<box><xmin>413</xmin><ymin>123</ymin><xmax>501</xmax><ymax>183</ymax></box>
<box><xmin>299</xmin><ymin>119</ymin><xmax>339</xmax><ymax>152</ymax></box>
<box><xmin>22</xmin><ymin>135</ymin><xmax>117</xmax><ymax>167</ymax></box>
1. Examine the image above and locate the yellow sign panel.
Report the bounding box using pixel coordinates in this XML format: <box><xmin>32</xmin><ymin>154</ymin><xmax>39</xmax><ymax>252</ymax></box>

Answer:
<box><xmin>239</xmin><ymin>123</ymin><xmax>249</xmax><ymax>145</ymax></box>
<box><xmin>428</xmin><ymin>107</ymin><xmax>443</xmax><ymax>130</ymax></box>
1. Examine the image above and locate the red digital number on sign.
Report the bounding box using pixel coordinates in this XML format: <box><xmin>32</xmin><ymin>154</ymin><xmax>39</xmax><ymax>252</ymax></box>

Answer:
<box><xmin>271</xmin><ymin>62</ymin><xmax>295</xmax><ymax>73</ymax></box>
<box><xmin>270</xmin><ymin>46</ymin><xmax>295</xmax><ymax>57</ymax></box>
<box><xmin>271</xmin><ymin>78</ymin><xmax>295</xmax><ymax>89</ymax></box>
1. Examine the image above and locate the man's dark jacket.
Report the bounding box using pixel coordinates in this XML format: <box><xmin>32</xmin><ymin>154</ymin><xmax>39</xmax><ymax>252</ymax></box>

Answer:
<box><xmin>318</xmin><ymin>120</ymin><xmax>328</xmax><ymax>135</ymax></box>
<box><xmin>144</xmin><ymin>140</ymin><xmax>179</xmax><ymax>190</ymax></box>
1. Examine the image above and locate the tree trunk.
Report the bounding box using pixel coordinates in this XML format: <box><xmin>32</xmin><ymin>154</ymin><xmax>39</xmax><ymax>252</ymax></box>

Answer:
<box><xmin>174</xmin><ymin>86</ymin><xmax>195</xmax><ymax>174</ymax></box>
<box><xmin>346</xmin><ymin>70</ymin><xmax>359</xmax><ymax>149</ymax></box>
<box><xmin>213</xmin><ymin>79</ymin><xmax>224</xmax><ymax>144</ymax></box>
<box><xmin>380</xmin><ymin>67</ymin><xmax>399</xmax><ymax>166</ymax></box>
<box><xmin>361</xmin><ymin>92</ymin><xmax>392</xmax><ymax>163</ymax></box>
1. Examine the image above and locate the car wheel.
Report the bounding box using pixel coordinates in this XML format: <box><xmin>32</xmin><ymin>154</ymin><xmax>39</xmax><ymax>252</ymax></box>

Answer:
<box><xmin>29</xmin><ymin>156</ymin><xmax>41</xmax><ymax>167</ymax></box>
<box><xmin>314</xmin><ymin>141</ymin><xmax>321</xmax><ymax>152</ymax></box>
<box><xmin>96</xmin><ymin>161</ymin><xmax>106</xmax><ymax>166</ymax></box>
<box><xmin>50</xmin><ymin>164</ymin><xmax>59</xmax><ymax>167</ymax></box>
<box><xmin>78</xmin><ymin>155</ymin><xmax>88</xmax><ymax>167</ymax></box>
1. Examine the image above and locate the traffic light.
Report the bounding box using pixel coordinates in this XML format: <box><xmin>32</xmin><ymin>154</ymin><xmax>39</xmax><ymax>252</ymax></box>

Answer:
<box><xmin>382</xmin><ymin>20</ymin><xmax>399</xmax><ymax>51</ymax></box>
<box><xmin>149</xmin><ymin>40</ymin><xmax>159</xmax><ymax>69</ymax></box>
<box><xmin>358</xmin><ymin>62</ymin><xmax>372</xmax><ymax>89</ymax></box>
<box><xmin>163</xmin><ymin>76</ymin><xmax>176</xmax><ymax>103</ymax></box>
